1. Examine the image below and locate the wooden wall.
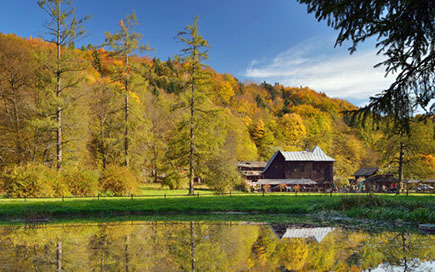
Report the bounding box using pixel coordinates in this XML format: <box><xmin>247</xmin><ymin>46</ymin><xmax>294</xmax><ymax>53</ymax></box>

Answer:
<box><xmin>262</xmin><ymin>153</ymin><xmax>286</xmax><ymax>179</ymax></box>
<box><xmin>263</xmin><ymin>158</ymin><xmax>333</xmax><ymax>183</ymax></box>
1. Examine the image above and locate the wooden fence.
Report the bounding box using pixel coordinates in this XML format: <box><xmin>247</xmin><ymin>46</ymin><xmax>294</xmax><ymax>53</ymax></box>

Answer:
<box><xmin>1</xmin><ymin>189</ymin><xmax>433</xmax><ymax>202</ymax></box>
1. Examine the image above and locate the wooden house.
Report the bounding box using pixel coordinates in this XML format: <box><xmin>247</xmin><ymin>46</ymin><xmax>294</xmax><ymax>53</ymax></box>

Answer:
<box><xmin>237</xmin><ymin>161</ymin><xmax>267</xmax><ymax>186</ymax></box>
<box><xmin>258</xmin><ymin>146</ymin><xmax>335</xmax><ymax>192</ymax></box>
<box><xmin>350</xmin><ymin>167</ymin><xmax>379</xmax><ymax>191</ymax></box>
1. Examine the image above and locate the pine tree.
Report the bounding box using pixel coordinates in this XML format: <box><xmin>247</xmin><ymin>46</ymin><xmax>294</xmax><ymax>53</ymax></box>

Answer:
<box><xmin>298</xmin><ymin>0</ymin><xmax>435</xmax><ymax>130</ymax></box>
<box><xmin>175</xmin><ymin>16</ymin><xmax>210</xmax><ymax>195</ymax></box>
<box><xmin>105</xmin><ymin>10</ymin><xmax>151</xmax><ymax>167</ymax></box>
<box><xmin>38</xmin><ymin>0</ymin><xmax>90</xmax><ymax>170</ymax></box>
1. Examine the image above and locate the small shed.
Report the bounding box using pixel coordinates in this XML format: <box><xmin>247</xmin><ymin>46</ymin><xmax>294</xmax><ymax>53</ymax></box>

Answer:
<box><xmin>353</xmin><ymin>168</ymin><xmax>379</xmax><ymax>180</ymax></box>
<box><xmin>350</xmin><ymin>168</ymin><xmax>380</xmax><ymax>191</ymax></box>
<box><xmin>363</xmin><ymin>174</ymin><xmax>398</xmax><ymax>192</ymax></box>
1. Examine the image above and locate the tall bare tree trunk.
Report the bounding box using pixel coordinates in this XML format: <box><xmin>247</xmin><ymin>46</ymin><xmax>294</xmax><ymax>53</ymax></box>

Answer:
<box><xmin>124</xmin><ymin>52</ymin><xmax>129</xmax><ymax>167</ymax></box>
<box><xmin>151</xmin><ymin>128</ymin><xmax>157</xmax><ymax>183</ymax></box>
<box><xmin>100</xmin><ymin>249</ymin><xmax>105</xmax><ymax>272</ymax></box>
<box><xmin>56</xmin><ymin>3</ymin><xmax>62</xmax><ymax>171</ymax></box>
<box><xmin>56</xmin><ymin>241</ymin><xmax>62</xmax><ymax>272</ymax></box>
<box><xmin>153</xmin><ymin>140</ymin><xmax>158</xmax><ymax>183</ymax></box>
<box><xmin>125</xmin><ymin>235</ymin><xmax>130</xmax><ymax>272</ymax></box>
<box><xmin>397</xmin><ymin>141</ymin><xmax>404</xmax><ymax>195</ymax></box>
<box><xmin>12</xmin><ymin>91</ymin><xmax>23</xmax><ymax>163</ymax></box>
<box><xmin>100</xmin><ymin>119</ymin><xmax>106</xmax><ymax>169</ymax></box>
<box><xmin>401</xmin><ymin>232</ymin><xmax>408</xmax><ymax>271</ymax></box>
<box><xmin>190</xmin><ymin>221</ymin><xmax>196</xmax><ymax>272</ymax></box>
<box><xmin>189</xmin><ymin>54</ymin><xmax>196</xmax><ymax>196</ymax></box>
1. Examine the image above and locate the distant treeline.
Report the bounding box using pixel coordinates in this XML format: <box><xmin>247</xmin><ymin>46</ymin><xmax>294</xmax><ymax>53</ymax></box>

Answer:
<box><xmin>0</xmin><ymin>25</ymin><xmax>434</xmax><ymax>196</ymax></box>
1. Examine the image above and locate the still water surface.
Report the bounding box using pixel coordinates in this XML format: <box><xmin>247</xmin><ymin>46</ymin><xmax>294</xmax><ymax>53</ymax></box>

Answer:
<box><xmin>0</xmin><ymin>221</ymin><xmax>433</xmax><ymax>271</ymax></box>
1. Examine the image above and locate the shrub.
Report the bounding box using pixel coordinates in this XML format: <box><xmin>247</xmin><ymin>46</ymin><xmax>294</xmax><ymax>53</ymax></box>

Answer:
<box><xmin>47</xmin><ymin>167</ymin><xmax>69</xmax><ymax>197</ymax></box>
<box><xmin>409</xmin><ymin>208</ymin><xmax>434</xmax><ymax>223</ymax></box>
<box><xmin>203</xmin><ymin>157</ymin><xmax>242</xmax><ymax>194</ymax></box>
<box><xmin>100</xmin><ymin>165</ymin><xmax>138</xmax><ymax>196</ymax></box>
<box><xmin>62</xmin><ymin>167</ymin><xmax>99</xmax><ymax>196</ymax></box>
<box><xmin>234</xmin><ymin>179</ymin><xmax>250</xmax><ymax>192</ymax></box>
<box><xmin>161</xmin><ymin>168</ymin><xmax>188</xmax><ymax>190</ymax></box>
<box><xmin>1</xmin><ymin>164</ymin><xmax>62</xmax><ymax>197</ymax></box>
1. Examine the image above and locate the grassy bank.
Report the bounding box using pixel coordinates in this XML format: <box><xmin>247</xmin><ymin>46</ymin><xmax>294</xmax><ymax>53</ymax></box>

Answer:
<box><xmin>0</xmin><ymin>194</ymin><xmax>433</xmax><ymax>224</ymax></box>
<box><xmin>0</xmin><ymin>213</ymin><xmax>315</xmax><ymax>226</ymax></box>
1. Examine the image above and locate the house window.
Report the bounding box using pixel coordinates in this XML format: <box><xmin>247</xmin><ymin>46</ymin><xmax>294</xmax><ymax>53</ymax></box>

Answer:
<box><xmin>299</xmin><ymin>164</ymin><xmax>305</xmax><ymax>172</ymax></box>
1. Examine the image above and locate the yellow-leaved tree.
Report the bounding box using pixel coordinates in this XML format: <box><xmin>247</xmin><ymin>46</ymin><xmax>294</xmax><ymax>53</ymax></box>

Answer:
<box><xmin>278</xmin><ymin>113</ymin><xmax>307</xmax><ymax>149</ymax></box>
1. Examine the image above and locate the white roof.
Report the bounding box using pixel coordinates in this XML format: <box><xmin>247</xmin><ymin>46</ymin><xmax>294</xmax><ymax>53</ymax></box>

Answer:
<box><xmin>282</xmin><ymin>227</ymin><xmax>336</xmax><ymax>243</ymax></box>
<box><xmin>262</xmin><ymin>146</ymin><xmax>335</xmax><ymax>173</ymax></box>
<box><xmin>281</xmin><ymin>146</ymin><xmax>335</xmax><ymax>162</ymax></box>
<box><xmin>257</xmin><ymin>179</ymin><xmax>317</xmax><ymax>185</ymax></box>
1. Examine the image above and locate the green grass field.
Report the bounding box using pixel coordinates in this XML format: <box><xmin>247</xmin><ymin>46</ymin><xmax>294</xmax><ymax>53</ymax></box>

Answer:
<box><xmin>137</xmin><ymin>183</ymin><xmax>217</xmax><ymax>195</ymax></box>
<box><xmin>0</xmin><ymin>192</ymin><xmax>433</xmax><ymax>224</ymax></box>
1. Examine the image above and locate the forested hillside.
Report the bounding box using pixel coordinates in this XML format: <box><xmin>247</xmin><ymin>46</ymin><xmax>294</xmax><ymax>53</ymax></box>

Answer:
<box><xmin>0</xmin><ymin>32</ymin><xmax>434</xmax><ymax>196</ymax></box>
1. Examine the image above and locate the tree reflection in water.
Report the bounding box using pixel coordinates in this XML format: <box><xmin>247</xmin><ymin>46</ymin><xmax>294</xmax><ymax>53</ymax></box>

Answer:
<box><xmin>0</xmin><ymin>221</ymin><xmax>433</xmax><ymax>271</ymax></box>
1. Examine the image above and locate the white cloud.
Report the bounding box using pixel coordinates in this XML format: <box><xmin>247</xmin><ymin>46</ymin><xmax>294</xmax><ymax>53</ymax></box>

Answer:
<box><xmin>245</xmin><ymin>35</ymin><xmax>393</xmax><ymax>102</ymax></box>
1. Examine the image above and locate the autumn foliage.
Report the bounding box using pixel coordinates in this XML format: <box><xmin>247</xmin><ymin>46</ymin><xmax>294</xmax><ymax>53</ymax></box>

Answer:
<box><xmin>0</xmin><ymin>32</ymin><xmax>434</xmax><ymax>196</ymax></box>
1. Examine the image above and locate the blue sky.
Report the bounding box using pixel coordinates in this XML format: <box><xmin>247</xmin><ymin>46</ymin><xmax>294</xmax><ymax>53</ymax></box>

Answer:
<box><xmin>0</xmin><ymin>0</ymin><xmax>392</xmax><ymax>105</ymax></box>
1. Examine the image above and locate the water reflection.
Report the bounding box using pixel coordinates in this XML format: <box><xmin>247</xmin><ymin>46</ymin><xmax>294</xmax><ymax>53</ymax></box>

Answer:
<box><xmin>269</xmin><ymin>225</ymin><xmax>335</xmax><ymax>242</ymax></box>
<box><xmin>0</xmin><ymin>221</ymin><xmax>433</xmax><ymax>271</ymax></box>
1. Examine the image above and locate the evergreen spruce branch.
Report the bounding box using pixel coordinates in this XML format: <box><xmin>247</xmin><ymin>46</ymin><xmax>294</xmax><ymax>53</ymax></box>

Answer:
<box><xmin>300</xmin><ymin>0</ymin><xmax>435</xmax><ymax>131</ymax></box>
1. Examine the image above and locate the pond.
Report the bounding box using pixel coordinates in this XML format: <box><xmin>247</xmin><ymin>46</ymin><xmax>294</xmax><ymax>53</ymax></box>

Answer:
<box><xmin>0</xmin><ymin>221</ymin><xmax>433</xmax><ymax>271</ymax></box>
